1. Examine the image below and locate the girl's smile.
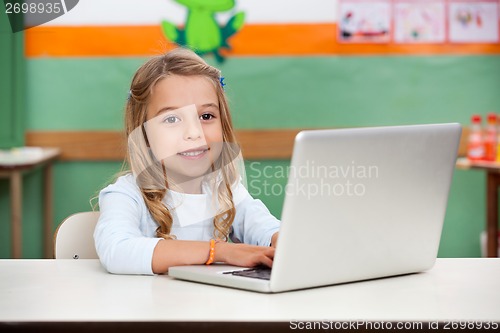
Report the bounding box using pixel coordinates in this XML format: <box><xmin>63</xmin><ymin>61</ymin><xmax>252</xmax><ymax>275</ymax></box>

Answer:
<box><xmin>177</xmin><ymin>145</ymin><xmax>210</xmax><ymax>159</ymax></box>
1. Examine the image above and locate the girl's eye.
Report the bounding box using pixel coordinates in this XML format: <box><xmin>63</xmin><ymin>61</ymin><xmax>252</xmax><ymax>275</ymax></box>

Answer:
<box><xmin>200</xmin><ymin>113</ymin><xmax>214</xmax><ymax>121</ymax></box>
<box><xmin>163</xmin><ymin>115</ymin><xmax>180</xmax><ymax>124</ymax></box>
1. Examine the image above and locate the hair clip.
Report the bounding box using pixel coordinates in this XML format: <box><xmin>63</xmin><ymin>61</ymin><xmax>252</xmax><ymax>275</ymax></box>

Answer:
<box><xmin>127</xmin><ymin>90</ymin><xmax>132</xmax><ymax>101</ymax></box>
<box><xmin>219</xmin><ymin>77</ymin><xmax>226</xmax><ymax>90</ymax></box>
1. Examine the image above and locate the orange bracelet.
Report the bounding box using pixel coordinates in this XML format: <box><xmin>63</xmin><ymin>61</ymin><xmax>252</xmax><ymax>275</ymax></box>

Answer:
<box><xmin>205</xmin><ymin>239</ymin><xmax>216</xmax><ymax>265</ymax></box>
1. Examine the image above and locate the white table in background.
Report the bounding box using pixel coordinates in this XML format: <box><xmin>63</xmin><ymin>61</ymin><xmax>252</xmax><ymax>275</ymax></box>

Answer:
<box><xmin>0</xmin><ymin>147</ymin><xmax>60</xmax><ymax>258</ymax></box>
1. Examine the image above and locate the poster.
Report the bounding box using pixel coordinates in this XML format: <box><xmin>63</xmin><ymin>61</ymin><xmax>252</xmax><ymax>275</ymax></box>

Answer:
<box><xmin>338</xmin><ymin>0</ymin><xmax>392</xmax><ymax>43</ymax></box>
<box><xmin>449</xmin><ymin>0</ymin><xmax>499</xmax><ymax>43</ymax></box>
<box><xmin>394</xmin><ymin>0</ymin><xmax>446</xmax><ymax>43</ymax></box>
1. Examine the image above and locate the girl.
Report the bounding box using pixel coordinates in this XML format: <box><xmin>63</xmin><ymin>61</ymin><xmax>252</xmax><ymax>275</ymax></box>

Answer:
<box><xmin>94</xmin><ymin>48</ymin><xmax>280</xmax><ymax>275</ymax></box>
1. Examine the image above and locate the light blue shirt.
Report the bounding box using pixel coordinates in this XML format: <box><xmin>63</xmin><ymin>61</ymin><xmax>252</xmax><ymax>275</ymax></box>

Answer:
<box><xmin>94</xmin><ymin>173</ymin><xmax>281</xmax><ymax>275</ymax></box>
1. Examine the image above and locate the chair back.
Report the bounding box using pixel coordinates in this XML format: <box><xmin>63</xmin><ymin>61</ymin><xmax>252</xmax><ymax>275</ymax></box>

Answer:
<box><xmin>54</xmin><ymin>212</ymin><xmax>100</xmax><ymax>259</ymax></box>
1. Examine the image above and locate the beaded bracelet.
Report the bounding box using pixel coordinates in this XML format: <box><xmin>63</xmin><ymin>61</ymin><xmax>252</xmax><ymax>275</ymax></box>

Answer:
<box><xmin>205</xmin><ymin>239</ymin><xmax>216</xmax><ymax>265</ymax></box>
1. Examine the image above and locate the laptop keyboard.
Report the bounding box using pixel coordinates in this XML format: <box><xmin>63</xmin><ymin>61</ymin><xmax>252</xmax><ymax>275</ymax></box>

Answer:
<box><xmin>223</xmin><ymin>267</ymin><xmax>272</xmax><ymax>280</ymax></box>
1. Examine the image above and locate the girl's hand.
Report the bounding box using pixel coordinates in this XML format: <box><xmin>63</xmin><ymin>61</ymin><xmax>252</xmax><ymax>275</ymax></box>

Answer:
<box><xmin>215</xmin><ymin>242</ymin><xmax>275</xmax><ymax>268</ymax></box>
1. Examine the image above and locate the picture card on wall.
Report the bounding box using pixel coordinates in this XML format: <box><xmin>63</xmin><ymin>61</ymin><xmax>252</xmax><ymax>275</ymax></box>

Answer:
<box><xmin>394</xmin><ymin>0</ymin><xmax>446</xmax><ymax>43</ymax></box>
<box><xmin>338</xmin><ymin>0</ymin><xmax>392</xmax><ymax>43</ymax></box>
<box><xmin>448</xmin><ymin>0</ymin><xmax>499</xmax><ymax>43</ymax></box>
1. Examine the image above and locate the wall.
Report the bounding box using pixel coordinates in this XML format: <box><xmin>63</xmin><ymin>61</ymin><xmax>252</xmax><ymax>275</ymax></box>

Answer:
<box><xmin>1</xmin><ymin>0</ymin><xmax>499</xmax><ymax>258</ymax></box>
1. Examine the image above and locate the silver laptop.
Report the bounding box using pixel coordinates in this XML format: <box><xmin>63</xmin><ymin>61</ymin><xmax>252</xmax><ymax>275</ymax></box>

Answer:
<box><xmin>168</xmin><ymin>123</ymin><xmax>462</xmax><ymax>293</ymax></box>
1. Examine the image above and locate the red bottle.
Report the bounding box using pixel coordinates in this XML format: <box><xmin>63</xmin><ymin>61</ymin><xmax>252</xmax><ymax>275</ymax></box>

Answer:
<box><xmin>467</xmin><ymin>114</ymin><xmax>484</xmax><ymax>161</ymax></box>
<box><xmin>484</xmin><ymin>113</ymin><xmax>497</xmax><ymax>161</ymax></box>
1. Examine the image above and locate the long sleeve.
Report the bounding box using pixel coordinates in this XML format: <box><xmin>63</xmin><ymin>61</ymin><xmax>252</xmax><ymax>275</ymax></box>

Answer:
<box><xmin>231</xmin><ymin>184</ymin><xmax>281</xmax><ymax>246</ymax></box>
<box><xmin>94</xmin><ymin>175</ymin><xmax>161</xmax><ymax>275</ymax></box>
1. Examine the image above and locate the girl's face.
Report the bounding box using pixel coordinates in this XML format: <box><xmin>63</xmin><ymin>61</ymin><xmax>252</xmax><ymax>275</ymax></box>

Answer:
<box><xmin>144</xmin><ymin>75</ymin><xmax>224</xmax><ymax>186</ymax></box>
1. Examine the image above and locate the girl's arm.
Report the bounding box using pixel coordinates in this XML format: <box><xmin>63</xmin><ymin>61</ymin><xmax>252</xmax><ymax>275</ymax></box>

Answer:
<box><xmin>230</xmin><ymin>183</ymin><xmax>281</xmax><ymax>247</ymax></box>
<box><xmin>271</xmin><ymin>232</ymin><xmax>279</xmax><ymax>248</ymax></box>
<box><xmin>152</xmin><ymin>239</ymin><xmax>275</xmax><ymax>274</ymax></box>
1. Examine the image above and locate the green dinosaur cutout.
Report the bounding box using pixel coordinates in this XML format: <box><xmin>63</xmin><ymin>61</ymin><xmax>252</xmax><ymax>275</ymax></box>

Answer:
<box><xmin>162</xmin><ymin>0</ymin><xmax>245</xmax><ymax>62</ymax></box>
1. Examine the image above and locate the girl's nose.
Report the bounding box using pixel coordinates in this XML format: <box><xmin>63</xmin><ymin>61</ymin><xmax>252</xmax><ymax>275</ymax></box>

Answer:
<box><xmin>184</xmin><ymin>118</ymin><xmax>203</xmax><ymax>141</ymax></box>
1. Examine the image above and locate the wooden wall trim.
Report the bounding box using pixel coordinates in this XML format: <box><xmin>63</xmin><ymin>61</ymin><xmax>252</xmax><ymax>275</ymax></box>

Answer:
<box><xmin>26</xmin><ymin>131</ymin><xmax>127</xmax><ymax>161</ymax></box>
<box><xmin>458</xmin><ymin>127</ymin><xmax>469</xmax><ymax>159</ymax></box>
<box><xmin>236</xmin><ymin>129</ymin><xmax>300</xmax><ymax>159</ymax></box>
<box><xmin>26</xmin><ymin>128</ymin><xmax>468</xmax><ymax>161</ymax></box>
<box><xmin>25</xmin><ymin>129</ymin><xmax>302</xmax><ymax>161</ymax></box>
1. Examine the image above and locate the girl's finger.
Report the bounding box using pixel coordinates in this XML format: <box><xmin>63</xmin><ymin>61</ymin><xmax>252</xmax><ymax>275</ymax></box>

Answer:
<box><xmin>259</xmin><ymin>255</ymin><xmax>273</xmax><ymax>268</ymax></box>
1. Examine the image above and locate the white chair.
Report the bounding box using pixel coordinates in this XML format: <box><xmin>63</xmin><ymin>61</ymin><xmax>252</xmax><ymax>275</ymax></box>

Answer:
<box><xmin>54</xmin><ymin>211</ymin><xmax>100</xmax><ymax>259</ymax></box>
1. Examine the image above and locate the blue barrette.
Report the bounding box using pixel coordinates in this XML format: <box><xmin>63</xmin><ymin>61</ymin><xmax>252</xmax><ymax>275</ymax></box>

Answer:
<box><xmin>219</xmin><ymin>76</ymin><xmax>226</xmax><ymax>90</ymax></box>
<box><xmin>127</xmin><ymin>90</ymin><xmax>132</xmax><ymax>101</ymax></box>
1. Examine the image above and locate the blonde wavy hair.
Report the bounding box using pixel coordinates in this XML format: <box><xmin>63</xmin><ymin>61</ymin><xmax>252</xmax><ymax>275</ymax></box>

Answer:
<box><xmin>125</xmin><ymin>48</ymin><xmax>239</xmax><ymax>241</ymax></box>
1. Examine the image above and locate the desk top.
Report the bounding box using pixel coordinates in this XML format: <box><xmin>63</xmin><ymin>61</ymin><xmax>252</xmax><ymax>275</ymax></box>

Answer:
<box><xmin>0</xmin><ymin>147</ymin><xmax>60</xmax><ymax>170</ymax></box>
<box><xmin>456</xmin><ymin>157</ymin><xmax>500</xmax><ymax>172</ymax></box>
<box><xmin>0</xmin><ymin>258</ymin><xmax>499</xmax><ymax>322</ymax></box>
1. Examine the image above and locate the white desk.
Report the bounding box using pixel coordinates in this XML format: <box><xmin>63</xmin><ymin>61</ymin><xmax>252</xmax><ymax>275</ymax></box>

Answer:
<box><xmin>0</xmin><ymin>259</ymin><xmax>499</xmax><ymax>331</ymax></box>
